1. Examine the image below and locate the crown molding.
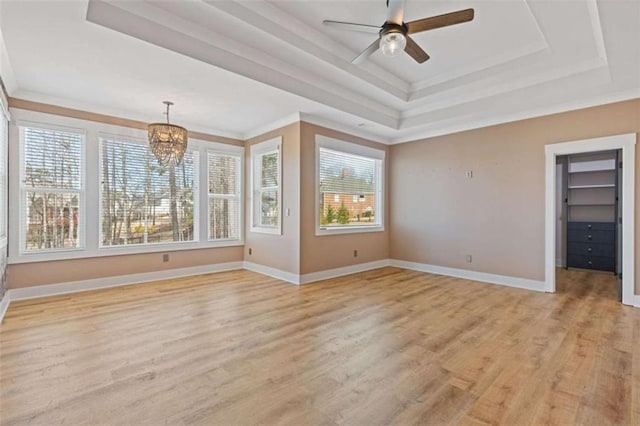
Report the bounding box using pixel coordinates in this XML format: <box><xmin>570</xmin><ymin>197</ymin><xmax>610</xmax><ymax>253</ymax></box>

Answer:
<box><xmin>298</xmin><ymin>113</ymin><xmax>391</xmax><ymax>144</ymax></box>
<box><xmin>8</xmin><ymin>96</ymin><xmax>244</xmax><ymax>144</ymax></box>
<box><xmin>242</xmin><ymin>113</ymin><xmax>301</xmax><ymax>141</ymax></box>
<box><xmin>390</xmin><ymin>89</ymin><xmax>640</xmax><ymax>144</ymax></box>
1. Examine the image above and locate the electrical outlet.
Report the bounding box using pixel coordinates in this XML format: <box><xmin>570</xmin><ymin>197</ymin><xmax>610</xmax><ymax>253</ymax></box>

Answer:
<box><xmin>249</xmin><ymin>248</ymin><xmax>252</xmax><ymax>255</ymax></box>
<box><xmin>465</xmin><ymin>170</ymin><xmax>473</xmax><ymax>179</ymax></box>
<box><xmin>466</xmin><ymin>255</ymin><xmax>472</xmax><ymax>263</ymax></box>
<box><xmin>354</xmin><ymin>250</ymin><xmax>358</xmax><ymax>258</ymax></box>
<box><xmin>162</xmin><ymin>253</ymin><xmax>169</xmax><ymax>262</ymax></box>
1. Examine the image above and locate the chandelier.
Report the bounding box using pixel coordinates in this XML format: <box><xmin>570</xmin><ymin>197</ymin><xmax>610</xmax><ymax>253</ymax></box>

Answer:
<box><xmin>148</xmin><ymin>101</ymin><xmax>188</xmax><ymax>167</ymax></box>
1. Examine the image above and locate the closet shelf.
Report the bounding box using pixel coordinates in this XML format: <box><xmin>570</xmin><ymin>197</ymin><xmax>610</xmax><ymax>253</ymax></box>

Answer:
<box><xmin>568</xmin><ymin>184</ymin><xmax>615</xmax><ymax>189</ymax></box>
<box><xmin>568</xmin><ymin>168</ymin><xmax>615</xmax><ymax>174</ymax></box>
<box><xmin>567</xmin><ymin>203</ymin><xmax>615</xmax><ymax>207</ymax></box>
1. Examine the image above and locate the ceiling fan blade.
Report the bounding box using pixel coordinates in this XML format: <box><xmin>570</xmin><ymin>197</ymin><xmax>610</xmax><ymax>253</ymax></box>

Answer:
<box><xmin>386</xmin><ymin>0</ymin><xmax>405</xmax><ymax>25</ymax></box>
<box><xmin>352</xmin><ymin>38</ymin><xmax>380</xmax><ymax>65</ymax></box>
<box><xmin>404</xmin><ymin>36</ymin><xmax>430</xmax><ymax>63</ymax></box>
<box><xmin>406</xmin><ymin>8</ymin><xmax>475</xmax><ymax>34</ymax></box>
<box><xmin>323</xmin><ymin>20</ymin><xmax>381</xmax><ymax>34</ymax></box>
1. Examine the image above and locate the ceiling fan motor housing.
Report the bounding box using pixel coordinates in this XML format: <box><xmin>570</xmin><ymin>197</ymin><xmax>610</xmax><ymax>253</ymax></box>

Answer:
<box><xmin>380</xmin><ymin>22</ymin><xmax>407</xmax><ymax>37</ymax></box>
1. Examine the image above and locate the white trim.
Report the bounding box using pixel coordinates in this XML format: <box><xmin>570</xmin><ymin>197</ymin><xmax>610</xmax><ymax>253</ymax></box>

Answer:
<box><xmin>18</xmin><ymin>124</ymin><xmax>87</xmax><ymax>257</ymax></box>
<box><xmin>249</xmin><ymin>137</ymin><xmax>282</xmax><ymax>235</ymax></box>
<box><xmin>315</xmin><ymin>134</ymin><xmax>386</xmax><ymax>160</ymax></box>
<box><xmin>391</xmin><ymin>89</ymin><xmax>640</xmax><ymax>145</ymax></box>
<box><xmin>206</xmin><ymin>147</ymin><xmax>244</xmax><ymax>243</ymax></box>
<box><xmin>315</xmin><ymin>135</ymin><xmax>385</xmax><ymax>236</ymax></box>
<box><xmin>8</xmin><ymin>109</ymin><xmax>246</xmax><ymax>264</ymax></box>
<box><xmin>390</xmin><ymin>259</ymin><xmax>546</xmax><ymax>292</ymax></box>
<box><xmin>1</xmin><ymin>259</ymin><xmax>636</xmax><ymax>322</ymax></box>
<box><xmin>243</xmin><ymin>113</ymin><xmax>300</xmax><ymax>141</ymax></box>
<box><xmin>0</xmin><ymin>292</ymin><xmax>10</xmax><ymax>324</ymax></box>
<box><xmin>544</xmin><ymin>133</ymin><xmax>635</xmax><ymax>305</ymax></box>
<box><xmin>7</xmin><ymin>261</ymin><xmax>243</xmax><ymax>302</ymax></box>
<box><xmin>11</xmin><ymin>93</ymin><xmax>244</xmax><ymax>140</ymax></box>
<box><xmin>299</xmin><ymin>259</ymin><xmax>391</xmax><ymax>284</ymax></box>
<box><xmin>299</xmin><ymin>114</ymin><xmax>390</xmax><ymax>145</ymax></box>
<box><xmin>242</xmin><ymin>261</ymin><xmax>300</xmax><ymax>285</ymax></box>
<box><xmin>97</xmin><ymin>135</ymin><xmax>201</xmax><ymax>250</ymax></box>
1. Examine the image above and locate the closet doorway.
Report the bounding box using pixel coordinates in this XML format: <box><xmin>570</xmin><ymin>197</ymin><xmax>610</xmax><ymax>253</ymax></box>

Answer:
<box><xmin>556</xmin><ymin>150</ymin><xmax>620</xmax><ymax>300</ymax></box>
<box><xmin>544</xmin><ymin>134</ymin><xmax>635</xmax><ymax>305</ymax></box>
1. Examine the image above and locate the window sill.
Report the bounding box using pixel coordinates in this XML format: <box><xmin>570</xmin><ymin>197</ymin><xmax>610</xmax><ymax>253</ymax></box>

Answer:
<box><xmin>250</xmin><ymin>226</ymin><xmax>282</xmax><ymax>235</ymax></box>
<box><xmin>316</xmin><ymin>225</ymin><xmax>384</xmax><ymax>236</ymax></box>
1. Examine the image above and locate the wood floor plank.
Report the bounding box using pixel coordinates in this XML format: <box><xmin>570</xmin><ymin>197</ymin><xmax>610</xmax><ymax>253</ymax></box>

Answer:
<box><xmin>1</xmin><ymin>267</ymin><xmax>637</xmax><ymax>425</ymax></box>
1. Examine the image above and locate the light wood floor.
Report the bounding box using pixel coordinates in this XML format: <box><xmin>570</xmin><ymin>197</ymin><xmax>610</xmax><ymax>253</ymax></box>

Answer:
<box><xmin>1</xmin><ymin>267</ymin><xmax>638</xmax><ymax>425</ymax></box>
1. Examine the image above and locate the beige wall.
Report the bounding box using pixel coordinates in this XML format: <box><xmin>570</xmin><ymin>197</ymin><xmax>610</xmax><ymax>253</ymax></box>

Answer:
<box><xmin>6</xmin><ymin>101</ymin><xmax>245</xmax><ymax>289</ymax></box>
<box><xmin>299</xmin><ymin>122</ymin><xmax>389</xmax><ymax>274</ymax></box>
<box><xmin>8</xmin><ymin>247</ymin><xmax>243</xmax><ymax>288</ymax></box>
<box><xmin>389</xmin><ymin>99</ymin><xmax>640</xmax><ymax>293</ymax></box>
<box><xmin>5</xmin><ymin>96</ymin><xmax>638</xmax><ymax>293</ymax></box>
<box><xmin>244</xmin><ymin>123</ymin><xmax>301</xmax><ymax>274</ymax></box>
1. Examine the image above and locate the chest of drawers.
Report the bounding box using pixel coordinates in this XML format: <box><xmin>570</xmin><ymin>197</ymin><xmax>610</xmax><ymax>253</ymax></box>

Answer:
<box><xmin>566</xmin><ymin>221</ymin><xmax>615</xmax><ymax>272</ymax></box>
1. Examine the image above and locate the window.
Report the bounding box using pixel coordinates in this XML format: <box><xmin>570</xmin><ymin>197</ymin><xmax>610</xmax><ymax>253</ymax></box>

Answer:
<box><xmin>250</xmin><ymin>137</ymin><xmax>281</xmax><ymax>234</ymax></box>
<box><xmin>100</xmin><ymin>138</ymin><xmax>198</xmax><ymax>247</ymax></box>
<box><xmin>20</xmin><ymin>126</ymin><xmax>84</xmax><ymax>252</ymax></box>
<box><xmin>316</xmin><ymin>135</ymin><xmax>384</xmax><ymax>234</ymax></box>
<box><xmin>0</xmin><ymin>103</ymin><xmax>7</xmax><ymax>243</ymax></box>
<box><xmin>208</xmin><ymin>150</ymin><xmax>242</xmax><ymax>241</ymax></box>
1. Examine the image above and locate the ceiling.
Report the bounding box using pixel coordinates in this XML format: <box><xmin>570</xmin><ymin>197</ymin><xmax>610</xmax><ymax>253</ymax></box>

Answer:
<box><xmin>1</xmin><ymin>0</ymin><xmax>638</xmax><ymax>144</ymax></box>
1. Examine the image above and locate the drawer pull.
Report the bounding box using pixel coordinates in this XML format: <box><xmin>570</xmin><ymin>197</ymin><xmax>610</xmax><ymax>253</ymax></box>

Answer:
<box><xmin>587</xmin><ymin>224</ymin><xmax>592</xmax><ymax>229</ymax></box>
<box><xmin>587</xmin><ymin>247</ymin><xmax>592</xmax><ymax>252</ymax></box>
<box><xmin>588</xmin><ymin>261</ymin><xmax>593</xmax><ymax>265</ymax></box>
<box><xmin>587</xmin><ymin>235</ymin><xmax>592</xmax><ymax>240</ymax></box>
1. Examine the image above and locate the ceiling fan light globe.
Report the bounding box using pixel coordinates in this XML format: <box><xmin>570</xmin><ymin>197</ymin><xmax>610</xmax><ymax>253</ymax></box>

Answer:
<box><xmin>380</xmin><ymin>32</ymin><xmax>406</xmax><ymax>57</ymax></box>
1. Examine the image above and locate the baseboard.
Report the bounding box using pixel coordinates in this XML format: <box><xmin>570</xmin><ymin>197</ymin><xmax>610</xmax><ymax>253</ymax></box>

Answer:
<box><xmin>242</xmin><ymin>261</ymin><xmax>300</xmax><ymax>285</ymax></box>
<box><xmin>556</xmin><ymin>258</ymin><xmax>564</xmax><ymax>268</ymax></box>
<box><xmin>0</xmin><ymin>292</ymin><xmax>10</xmax><ymax>323</ymax></box>
<box><xmin>635</xmin><ymin>295</ymin><xmax>640</xmax><ymax>308</ymax></box>
<box><xmin>7</xmin><ymin>261</ymin><xmax>244</xmax><ymax>302</ymax></box>
<box><xmin>299</xmin><ymin>259</ymin><xmax>391</xmax><ymax>284</ymax></box>
<box><xmin>389</xmin><ymin>259</ymin><xmax>546</xmax><ymax>292</ymax></box>
<box><xmin>2</xmin><ymin>258</ymin><xmax>633</xmax><ymax>322</ymax></box>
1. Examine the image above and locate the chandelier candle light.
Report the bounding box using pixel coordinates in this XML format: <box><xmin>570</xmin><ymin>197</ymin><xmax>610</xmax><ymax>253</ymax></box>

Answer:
<box><xmin>148</xmin><ymin>101</ymin><xmax>188</xmax><ymax>167</ymax></box>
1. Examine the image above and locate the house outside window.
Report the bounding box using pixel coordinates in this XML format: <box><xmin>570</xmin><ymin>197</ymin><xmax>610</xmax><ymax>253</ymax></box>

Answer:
<box><xmin>19</xmin><ymin>126</ymin><xmax>85</xmax><ymax>253</ymax></box>
<box><xmin>316</xmin><ymin>135</ymin><xmax>384</xmax><ymax>235</ymax></box>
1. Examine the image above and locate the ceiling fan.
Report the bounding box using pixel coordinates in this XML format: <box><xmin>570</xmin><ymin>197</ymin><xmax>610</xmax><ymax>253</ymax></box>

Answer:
<box><xmin>323</xmin><ymin>0</ymin><xmax>474</xmax><ymax>64</ymax></box>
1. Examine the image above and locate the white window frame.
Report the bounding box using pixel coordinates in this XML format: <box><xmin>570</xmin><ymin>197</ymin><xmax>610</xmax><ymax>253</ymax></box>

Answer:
<box><xmin>315</xmin><ymin>135</ymin><xmax>385</xmax><ymax>236</ymax></box>
<box><xmin>17</xmin><ymin>122</ymin><xmax>87</xmax><ymax>255</ymax></box>
<box><xmin>250</xmin><ymin>137</ymin><xmax>282</xmax><ymax>235</ymax></box>
<box><xmin>98</xmin><ymin>134</ymin><xmax>200</xmax><ymax>250</ymax></box>
<box><xmin>0</xmin><ymin>98</ymin><xmax>9</xmax><ymax>251</ymax></box>
<box><xmin>8</xmin><ymin>109</ymin><xmax>244</xmax><ymax>264</ymax></box>
<box><xmin>207</xmin><ymin>145</ymin><xmax>244</xmax><ymax>243</ymax></box>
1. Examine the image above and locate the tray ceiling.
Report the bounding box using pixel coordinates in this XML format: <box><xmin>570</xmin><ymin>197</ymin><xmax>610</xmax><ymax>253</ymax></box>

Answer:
<box><xmin>1</xmin><ymin>0</ymin><xmax>638</xmax><ymax>143</ymax></box>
